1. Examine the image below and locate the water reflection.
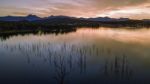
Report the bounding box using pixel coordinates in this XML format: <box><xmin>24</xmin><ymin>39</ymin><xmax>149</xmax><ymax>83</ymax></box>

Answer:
<box><xmin>0</xmin><ymin>27</ymin><xmax>150</xmax><ymax>84</ymax></box>
<box><xmin>103</xmin><ymin>55</ymin><xmax>133</xmax><ymax>84</ymax></box>
<box><xmin>0</xmin><ymin>28</ymin><xmax>77</xmax><ymax>41</ymax></box>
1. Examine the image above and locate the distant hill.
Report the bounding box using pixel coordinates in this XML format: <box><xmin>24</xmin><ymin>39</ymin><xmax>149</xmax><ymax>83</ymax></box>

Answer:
<box><xmin>0</xmin><ymin>15</ymin><xmax>131</xmax><ymax>22</ymax></box>
<box><xmin>0</xmin><ymin>16</ymin><xmax>150</xmax><ymax>33</ymax></box>
<box><xmin>87</xmin><ymin>17</ymin><xmax>130</xmax><ymax>21</ymax></box>
<box><xmin>0</xmin><ymin>15</ymin><xmax>150</xmax><ymax>23</ymax></box>
<box><xmin>35</xmin><ymin>15</ymin><xmax>97</xmax><ymax>25</ymax></box>
<box><xmin>0</xmin><ymin>15</ymin><xmax>150</xmax><ymax>29</ymax></box>
<box><xmin>0</xmin><ymin>14</ymin><xmax>41</xmax><ymax>21</ymax></box>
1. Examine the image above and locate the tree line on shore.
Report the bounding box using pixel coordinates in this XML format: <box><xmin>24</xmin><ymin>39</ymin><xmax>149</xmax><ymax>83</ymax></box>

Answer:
<box><xmin>0</xmin><ymin>19</ymin><xmax>150</xmax><ymax>32</ymax></box>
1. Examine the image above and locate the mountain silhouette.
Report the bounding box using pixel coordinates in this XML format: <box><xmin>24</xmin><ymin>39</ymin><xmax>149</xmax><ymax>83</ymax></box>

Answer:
<box><xmin>0</xmin><ymin>15</ymin><xmax>130</xmax><ymax>22</ymax></box>
<box><xmin>0</xmin><ymin>14</ymin><xmax>41</xmax><ymax>21</ymax></box>
<box><xmin>87</xmin><ymin>17</ymin><xmax>129</xmax><ymax>21</ymax></box>
<box><xmin>0</xmin><ymin>15</ymin><xmax>150</xmax><ymax>31</ymax></box>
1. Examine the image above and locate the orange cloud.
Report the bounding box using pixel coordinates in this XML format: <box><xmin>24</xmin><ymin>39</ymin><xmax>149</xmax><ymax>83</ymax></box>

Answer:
<box><xmin>0</xmin><ymin>0</ymin><xmax>150</xmax><ymax>19</ymax></box>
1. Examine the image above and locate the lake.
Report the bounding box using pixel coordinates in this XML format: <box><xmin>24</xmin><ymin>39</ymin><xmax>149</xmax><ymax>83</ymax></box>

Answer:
<box><xmin>0</xmin><ymin>27</ymin><xmax>150</xmax><ymax>84</ymax></box>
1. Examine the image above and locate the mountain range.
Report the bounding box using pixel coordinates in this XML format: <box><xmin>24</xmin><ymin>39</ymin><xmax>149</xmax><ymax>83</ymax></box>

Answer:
<box><xmin>0</xmin><ymin>15</ymin><xmax>42</xmax><ymax>21</ymax></box>
<box><xmin>0</xmin><ymin>14</ymin><xmax>132</xmax><ymax>22</ymax></box>
<box><xmin>0</xmin><ymin>15</ymin><xmax>150</xmax><ymax>25</ymax></box>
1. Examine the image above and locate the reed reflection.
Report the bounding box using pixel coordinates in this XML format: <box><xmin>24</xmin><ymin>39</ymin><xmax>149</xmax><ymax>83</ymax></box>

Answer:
<box><xmin>0</xmin><ymin>27</ymin><xmax>149</xmax><ymax>84</ymax></box>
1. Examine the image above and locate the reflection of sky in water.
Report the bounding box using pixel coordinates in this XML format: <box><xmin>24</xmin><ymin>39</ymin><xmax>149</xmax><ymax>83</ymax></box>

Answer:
<box><xmin>77</xmin><ymin>28</ymin><xmax>150</xmax><ymax>45</ymax></box>
<box><xmin>2</xmin><ymin>28</ymin><xmax>150</xmax><ymax>45</ymax></box>
<box><xmin>0</xmin><ymin>27</ymin><xmax>150</xmax><ymax>84</ymax></box>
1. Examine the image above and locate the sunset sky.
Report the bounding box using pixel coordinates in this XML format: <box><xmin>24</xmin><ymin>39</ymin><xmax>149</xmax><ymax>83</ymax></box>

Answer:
<box><xmin>0</xmin><ymin>0</ymin><xmax>150</xmax><ymax>19</ymax></box>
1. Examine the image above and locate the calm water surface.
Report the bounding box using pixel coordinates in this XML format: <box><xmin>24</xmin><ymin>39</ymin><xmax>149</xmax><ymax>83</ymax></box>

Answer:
<box><xmin>0</xmin><ymin>27</ymin><xmax>150</xmax><ymax>84</ymax></box>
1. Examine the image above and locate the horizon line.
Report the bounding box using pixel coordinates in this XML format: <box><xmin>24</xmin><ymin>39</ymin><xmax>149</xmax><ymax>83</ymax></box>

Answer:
<box><xmin>0</xmin><ymin>14</ymin><xmax>150</xmax><ymax>20</ymax></box>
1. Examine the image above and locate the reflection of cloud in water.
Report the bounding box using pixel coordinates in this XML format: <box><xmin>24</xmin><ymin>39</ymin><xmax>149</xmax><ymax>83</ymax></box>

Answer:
<box><xmin>1</xmin><ymin>27</ymin><xmax>150</xmax><ymax>59</ymax></box>
<box><xmin>2</xmin><ymin>27</ymin><xmax>150</xmax><ymax>46</ymax></box>
<box><xmin>76</xmin><ymin>28</ymin><xmax>150</xmax><ymax>45</ymax></box>
<box><xmin>0</xmin><ymin>27</ymin><xmax>150</xmax><ymax>84</ymax></box>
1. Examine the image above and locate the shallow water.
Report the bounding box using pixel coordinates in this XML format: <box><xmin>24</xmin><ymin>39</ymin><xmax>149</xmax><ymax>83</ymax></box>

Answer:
<box><xmin>0</xmin><ymin>27</ymin><xmax>150</xmax><ymax>84</ymax></box>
